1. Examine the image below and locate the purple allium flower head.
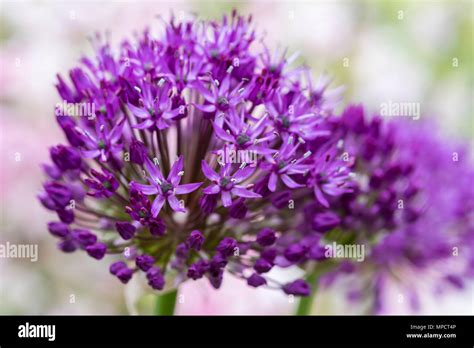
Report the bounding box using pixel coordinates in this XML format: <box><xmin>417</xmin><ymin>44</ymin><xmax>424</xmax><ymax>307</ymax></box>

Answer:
<box><xmin>316</xmin><ymin>106</ymin><xmax>474</xmax><ymax>312</ymax></box>
<box><xmin>39</xmin><ymin>12</ymin><xmax>472</xmax><ymax>306</ymax></box>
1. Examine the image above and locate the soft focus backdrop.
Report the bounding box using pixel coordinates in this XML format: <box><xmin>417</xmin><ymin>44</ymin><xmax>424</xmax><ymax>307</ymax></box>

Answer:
<box><xmin>1</xmin><ymin>0</ymin><xmax>472</xmax><ymax>314</ymax></box>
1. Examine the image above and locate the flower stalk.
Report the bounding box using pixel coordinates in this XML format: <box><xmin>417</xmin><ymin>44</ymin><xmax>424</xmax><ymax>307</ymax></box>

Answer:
<box><xmin>154</xmin><ymin>289</ymin><xmax>178</xmax><ymax>316</ymax></box>
<box><xmin>296</xmin><ymin>261</ymin><xmax>335</xmax><ymax>315</ymax></box>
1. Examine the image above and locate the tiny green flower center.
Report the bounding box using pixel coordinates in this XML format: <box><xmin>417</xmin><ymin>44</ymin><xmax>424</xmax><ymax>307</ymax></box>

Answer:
<box><xmin>280</xmin><ymin>115</ymin><xmax>290</xmax><ymax>128</ymax></box>
<box><xmin>217</xmin><ymin>97</ymin><xmax>229</xmax><ymax>110</ymax></box>
<box><xmin>98</xmin><ymin>140</ymin><xmax>106</xmax><ymax>149</ymax></box>
<box><xmin>160</xmin><ymin>182</ymin><xmax>173</xmax><ymax>194</ymax></box>
<box><xmin>317</xmin><ymin>172</ymin><xmax>328</xmax><ymax>183</ymax></box>
<box><xmin>144</xmin><ymin>63</ymin><xmax>152</xmax><ymax>71</ymax></box>
<box><xmin>236</xmin><ymin>133</ymin><xmax>250</xmax><ymax>146</ymax></box>
<box><xmin>220</xmin><ymin>176</ymin><xmax>231</xmax><ymax>187</ymax></box>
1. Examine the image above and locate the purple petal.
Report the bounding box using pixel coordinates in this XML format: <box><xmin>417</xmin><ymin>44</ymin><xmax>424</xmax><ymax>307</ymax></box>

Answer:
<box><xmin>281</xmin><ymin>174</ymin><xmax>304</xmax><ymax>189</ymax></box>
<box><xmin>151</xmin><ymin>195</ymin><xmax>166</xmax><ymax>217</ymax></box>
<box><xmin>203</xmin><ymin>184</ymin><xmax>221</xmax><ymax>195</ymax></box>
<box><xmin>131</xmin><ymin>182</ymin><xmax>158</xmax><ymax>195</ymax></box>
<box><xmin>162</xmin><ymin>108</ymin><xmax>181</xmax><ymax>119</ymax></box>
<box><xmin>219</xmin><ymin>74</ymin><xmax>231</xmax><ymax>95</ymax></box>
<box><xmin>168</xmin><ymin>195</ymin><xmax>185</xmax><ymax>212</ymax></box>
<box><xmin>193</xmin><ymin>103</ymin><xmax>216</xmax><ymax>113</ymax></box>
<box><xmin>127</xmin><ymin>103</ymin><xmax>150</xmax><ymax>118</ymax></box>
<box><xmin>190</xmin><ymin>81</ymin><xmax>215</xmax><ymax>102</ymax></box>
<box><xmin>110</xmin><ymin>118</ymin><xmax>125</xmax><ymax>143</ymax></box>
<box><xmin>168</xmin><ymin>156</ymin><xmax>184</xmax><ymax>185</ymax></box>
<box><xmin>175</xmin><ymin>182</ymin><xmax>202</xmax><ymax>195</ymax></box>
<box><xmin>231</xmin><ymin>186</ymin><xmax>261</xmax><ymax>199</ymax></box>
<box><xmin>221</xmin><ymin>190</ymin><xmax>232</xmax><ymax>207</ymax></box>
<box><xmin>314</xmin><ymin>185</ymin><xmax>329</xmax><ymax>208</ymax></box>
<box><xmin>144</xmin><ymin>157</ymin><xmax>165</xmax><ymax>182</ymax></box>
<box><xmin>156</xmin><ymin>118</ymin><xmax>169</xmax><ymax>130</ymax></box>
<box><xmin>268</xmin><ymin>172</ymin><xmax>278</xmax><ymax>192</ymax></box>
<box><xmin>134</xmin><ymin>119</ymin><xmax>154</xmax><ymax>129</ymax></box>
<box><xmin>82</xmin><ymin>149</ymin><xmax>101</xmax><ymax>158</ymax></box>
<box><xmin>233</xmin><ymin>166</ymin><xmax>255</xmax><ymax>183</ymax></box>
<box><xmin>201</xmin><ymin>160</ymin><xmax>220</xmax><ymax>181</ymax></box>
<box><xmin>213</xmin><ymin>123</ymin><xmax>234</xmax><ymax>142</ymax></box>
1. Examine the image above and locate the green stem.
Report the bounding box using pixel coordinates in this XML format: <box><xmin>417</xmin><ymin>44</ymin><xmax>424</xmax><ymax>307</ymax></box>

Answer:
<box><xmin>295</xmin><ymin>261</ymin><xmax>336</xmax><ymax>316</ymax></box>
<box><xmin>154</xmin><ymin>289</ymin><xmax>178</xmax><ymax>315</ymax></box>
<box><xmin>295</xmin><ymin>272</ymin><xmax>319</xmax><ymax>315</ymax></box>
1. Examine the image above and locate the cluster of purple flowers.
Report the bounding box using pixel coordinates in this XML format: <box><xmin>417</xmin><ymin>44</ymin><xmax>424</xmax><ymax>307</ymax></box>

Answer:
<box><xmin>315</xmin><ymin>106</ymin><xmax>474</xmax><ymax>311</ymax></box>
<box><xmin>39</xmin><ymin>12</ymin><xmax>473</xmax><ymax>305</ymax></box>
